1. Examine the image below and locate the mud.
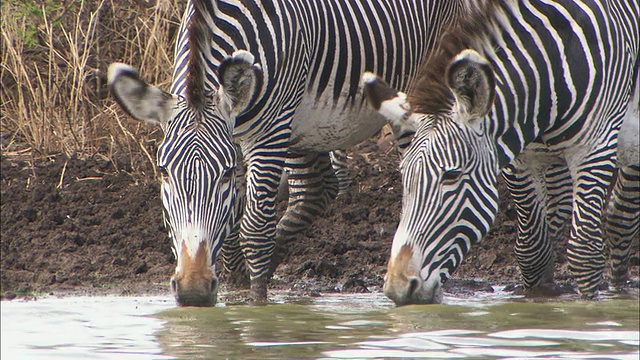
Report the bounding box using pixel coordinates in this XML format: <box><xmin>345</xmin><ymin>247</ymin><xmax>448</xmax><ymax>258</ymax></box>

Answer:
<box><xmin>1</xmin><ymin>138</ymin><xmax>638</xmax><ymax>302</ymax></box>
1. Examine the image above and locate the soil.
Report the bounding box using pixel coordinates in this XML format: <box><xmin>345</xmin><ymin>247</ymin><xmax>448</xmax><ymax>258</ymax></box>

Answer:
<box><xmin>1</xmin><ymin>137</ymin><xmax>638</xmax><ymax>302</ymax></box>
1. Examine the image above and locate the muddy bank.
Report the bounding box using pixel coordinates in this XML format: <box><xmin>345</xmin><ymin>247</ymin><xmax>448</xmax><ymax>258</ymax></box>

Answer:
<box><xmin>1</xmin><ymin>139</ymin><xmax>638</xmax><ymax>301</ymax></box>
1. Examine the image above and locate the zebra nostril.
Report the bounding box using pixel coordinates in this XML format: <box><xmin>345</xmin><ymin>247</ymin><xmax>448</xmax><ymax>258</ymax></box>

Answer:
<box><xmin>210</xmin><ymin>277</ymin><xmax>218</xmax><ymax>293</ymax></box>
<box><xmin>170</xmin><ymin>278</ymin><xmax>178</xmax><ymax>293</ymax></box>
<box><xmin>408</xmin><ymin>277</ymin><xmax>421</xmax><ymax>297</ymax></box>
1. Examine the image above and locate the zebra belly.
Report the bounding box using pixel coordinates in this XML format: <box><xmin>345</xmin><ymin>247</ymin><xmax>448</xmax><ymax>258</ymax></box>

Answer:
<box><xmin>288</xmin><ymin>95</ymin><xmax>386</xmax><ymax>153</ymax></box>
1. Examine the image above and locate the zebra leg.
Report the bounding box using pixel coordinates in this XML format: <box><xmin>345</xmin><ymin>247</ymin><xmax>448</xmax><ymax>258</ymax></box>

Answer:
<box><xmin>605</xmin><ymin>80</ymin><xmax>640</xmax><ymax>288</ymax></box>
<box><xmin>604</xmin><ymin>164</ymin><xmax>640</xmax><ymax>287</ymax></box>
<box><xmin>503</xmin><ymin>152</ymin><xmax>570</xmax><ymax>292</ymax></box>
<box><xmin>538</xmin><ymin>163</ymin><xmax>574</xmax><ymax>296</ymax></box>
<box><xmin>221</xmin><ymin>221</ymin><xmax>250</xmax><ymax>288</ymax></box>
<box><xmin>321</xmin><ymin>152</ymin><xmax>341</xmax><ymax>209</ymax></box>
<box><xmin>566</xmin><ymin>150</ymin><xmax>617</xmax><ymax>297</ymax></box>
<box><xmin>330</xmin><ymin>150</ymin><xmax>351</xmax><ymax>197</ymax></box>
<box><xmin>546</xmin><ymin>164</ymin><xmax>573</xmax><ymax>242</ymax></box>
<box><xmin>221</xmin><ymin>143</ymin><xmax>249</xmax><ymax>286</ymax></box>
<box><xmin>239</xmin><ymin>148</ymin><xmax>287</xmax><ymax>301</ymax></box>
<box><xmin>274</xmin><ymin>152</ymin><xmax>338</xmax><ymax>251</ymax></box>
<box><xmin>503</xmin><ymin>158</ymin><xmax>557</xmax><ymax>290</ymax></box>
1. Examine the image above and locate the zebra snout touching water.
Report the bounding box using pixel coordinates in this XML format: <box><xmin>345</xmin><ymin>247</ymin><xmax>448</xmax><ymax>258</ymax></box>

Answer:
<box><xmin>364</xmin><ymin>0</ymin><xmax>639</xmax><ymax>305</ymax></box>
<box><xmin>107</xmin><ymin>0</ymin><xmax>467</xmax><ymax>305</ymax></box>
<box><xmin>109</xmin><ymin>53</ymin><xmax>258</xmax><ymax>306</ymax></box>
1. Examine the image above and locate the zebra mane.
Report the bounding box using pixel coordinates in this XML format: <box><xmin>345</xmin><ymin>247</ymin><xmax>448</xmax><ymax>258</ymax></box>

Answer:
<box><xmin>408</xmin><ymin>0</ymin><xmax>502</xmax><ymax>115</ymax></box>
<box><xmin>186</xmin><ymin>0</ymin><xmax>215</xmax><ymax>111</ymax></box>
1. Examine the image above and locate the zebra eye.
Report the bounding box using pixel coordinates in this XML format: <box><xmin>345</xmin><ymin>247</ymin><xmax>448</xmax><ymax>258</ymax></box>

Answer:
<box><xmin>157</xmin><ymin>165</ymin><xmax>169</xmax><ymax>178</ymax></box>
<box><xmin>221</xmin><ymin>167</ymin><xmax>235</xmax><ymax>181</ymax></box>
<box><xmin>441</xmin><ymin>169</ymin><xmax>462</xmax><ymax>184</ymax></box>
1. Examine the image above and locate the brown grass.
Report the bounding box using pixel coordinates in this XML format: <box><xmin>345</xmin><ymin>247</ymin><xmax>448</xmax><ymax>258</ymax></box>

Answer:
<box><xmin>1</xmin><ymin>0</ymin><xmax>185</xmax><ymax>175</ymax></box>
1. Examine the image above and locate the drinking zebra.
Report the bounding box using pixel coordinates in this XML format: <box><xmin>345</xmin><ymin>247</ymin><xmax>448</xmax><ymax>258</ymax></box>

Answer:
<box><xmin>108</xmin><ymin>0</ymin><xmax>468</xmax><ymax>305</ymax></box>
<box><xmin>364</xmin><ymin>0</ymin><xmax>639</xmax><ymax>305</ymax></box>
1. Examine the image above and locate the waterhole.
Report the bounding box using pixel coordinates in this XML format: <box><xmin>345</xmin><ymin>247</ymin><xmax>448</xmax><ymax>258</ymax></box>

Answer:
<box><xmin>2</xmin><ymin>288</ymin><xmax>638</xmax><ymax>359</ymax></box>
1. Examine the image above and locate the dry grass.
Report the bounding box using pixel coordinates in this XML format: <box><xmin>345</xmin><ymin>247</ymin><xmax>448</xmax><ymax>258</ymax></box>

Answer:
<box><xmin>1</xmin><ymin>0</ymin><xmax>185</xmax><ymax>175</ymax></box>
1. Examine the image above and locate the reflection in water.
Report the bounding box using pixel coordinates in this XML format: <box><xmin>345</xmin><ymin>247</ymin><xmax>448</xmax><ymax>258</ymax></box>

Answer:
<box><xmin>2</xmin><ymin>292</ymin><xmax>638</xmax><ymax>359</ymax></box>
<box><xmin>1</xmin><ymin>296</ymin><xmax>173</xmax><ymax>359</ymax></box>
<box><xmin>155</xmin><ymin>292</ymin><xmax>640</xmax><ymax>359</ymax></box>
<box><xmin>155</xmin><ymin>299</ymin><xmax>394</xmax><ymax>359</ymax></box>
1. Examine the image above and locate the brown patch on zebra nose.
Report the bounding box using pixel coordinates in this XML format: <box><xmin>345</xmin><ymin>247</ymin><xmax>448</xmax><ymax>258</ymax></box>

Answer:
<box><xmin>386</xmin><ymin>244</ymin><xmax>417</xmax><ymax>278</ymax></box>
<box><xmin>383</xmin><ymin>244</ymin><xmax>422</xmax><ymax>305</ymax></box>
<box><xmin>172</xmin><ymin>241</ymin><xmax>217</xmax><ymax>306</ymax></box>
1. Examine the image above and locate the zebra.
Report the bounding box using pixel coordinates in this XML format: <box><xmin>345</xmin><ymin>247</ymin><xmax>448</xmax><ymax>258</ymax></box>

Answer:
<box><xmin>107</xmin><ymin>0</ymin><xmax>469</xmax><ymax>305</ymax></box>
<box><xmin>605</xmin><ymin>81</ymin><xmax>640</xmax><ymax>287</ymax></box>
<box><xmin>363</xmin><ymin>0</ymin><xmax>639</xmax><ymax>305</ymax></box>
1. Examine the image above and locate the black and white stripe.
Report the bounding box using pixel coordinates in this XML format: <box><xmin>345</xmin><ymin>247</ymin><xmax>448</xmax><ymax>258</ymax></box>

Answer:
<box><xmin>158</xmin><ymin>105</ymin><xmax>240</xmax><ymax>263</ymax></box>
<box><xmin>367</xmin><ymin>0</ymin><xmax>638</xmax><ymax>304</ymax></box>
<box><xmin>161</xmin><ymin>0</ymin><xmax>472</xmax><ymax>299</ymax></box>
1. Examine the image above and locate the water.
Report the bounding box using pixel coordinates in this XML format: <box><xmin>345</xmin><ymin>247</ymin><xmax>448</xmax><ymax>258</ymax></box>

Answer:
<box><xmin>2</xmin><ymin>290</ymin><xmax>638</xmax><ymax>359</ymax></box>
<box><xmin>1</xmin><ymin>296</ymin><xmax>173</xmax><ymax>359</ymax></box>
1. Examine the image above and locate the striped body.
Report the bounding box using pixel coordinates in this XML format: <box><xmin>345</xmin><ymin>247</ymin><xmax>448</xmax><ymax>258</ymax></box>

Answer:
<box><xmin>110</xmin><ymin>0</ymin><xmax>470</xmax><ymax>305</ymax></box>
<box><xmin>170</xmin><ymin>0</ymin><xmax>460</xmax><ymax>149</ymax></box>
<box><xmin>364</xmin><ymin>0</ymin><xmax>639</xmax><ymax>305</ymax></box>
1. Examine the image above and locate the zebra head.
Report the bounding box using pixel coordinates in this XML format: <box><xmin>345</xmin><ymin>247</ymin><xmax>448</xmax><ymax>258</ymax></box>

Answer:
<box><xmin>108</xmin><ymin>51</ymin><xmax>262</xmax><ymax>306</ymax></box>
<box><xmin>363</xmin><ymin>49</ymin><xmax>500</xmax><ymax>305</ymax></box>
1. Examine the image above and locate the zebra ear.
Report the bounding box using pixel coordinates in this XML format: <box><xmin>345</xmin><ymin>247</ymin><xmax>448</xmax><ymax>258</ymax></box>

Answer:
<box><xmin>217</xmin><ymin>50</ymin><xmax>264</xmax><ymax>119</ymax></box>
<box><xmin>362</xmin><ymin>72</ymin><xmax>421</xmax><ymax>133</ymax></box>
<box><xmin>446</xmin><ymin>49</ymin><xmax>496</xmax><ymax>122</ymax></box>
<box><xmin>108</xmin><ymin>63</ymin><xmax>176</xmax><ymax>129</ymax></box>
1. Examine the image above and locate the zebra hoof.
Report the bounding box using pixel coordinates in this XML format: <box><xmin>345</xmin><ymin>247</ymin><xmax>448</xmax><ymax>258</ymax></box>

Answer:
<box><xmin>250</xmin><ymin>278</ymin><xmax>268</xmax><ymax>302</ymax></box>
<box><xmin>579</xmin><ymin>290</ymin><xmax>602</xmax><ymax>301</ymax></box>
<box><xmin>610</xmin><ymin>269</ymin><xmax>632</xmax><ymax>288</ymax></box>
<box><xmin>524</xmin><ymin>283</ymin><xmax>578</xmax><ymax>298</ymax></box>
<box><xmin>608</xmin><ymin>277</ymin><xmax>639</xmax><ymax>293</ymax></box>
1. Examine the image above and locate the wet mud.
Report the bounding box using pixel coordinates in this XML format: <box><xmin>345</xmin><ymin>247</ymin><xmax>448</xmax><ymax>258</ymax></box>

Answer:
<box><xmin>1</xmin><ymin>138</ymin><xmax>638</xmax><ymax>302</ymax></box>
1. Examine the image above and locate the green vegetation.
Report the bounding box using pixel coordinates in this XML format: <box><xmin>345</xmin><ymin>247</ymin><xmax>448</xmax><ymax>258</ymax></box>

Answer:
<box><xmin>1</xmin><ymin>0</ymin><xmax>185</xmax><ymax>173</ymax></box>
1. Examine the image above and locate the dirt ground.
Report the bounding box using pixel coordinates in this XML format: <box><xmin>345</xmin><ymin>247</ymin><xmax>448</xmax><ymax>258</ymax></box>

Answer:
<box><xmin>1</xmin><ymin>136</ymin><xmax>638</xmax><ymax>302</ymax></box>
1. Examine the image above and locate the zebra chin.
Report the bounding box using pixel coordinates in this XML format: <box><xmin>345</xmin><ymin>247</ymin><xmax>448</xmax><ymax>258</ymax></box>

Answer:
<box><xmin>383</xmin><ymin>244</ymin><xmax>444</xmax><ymax>305</ymax></box>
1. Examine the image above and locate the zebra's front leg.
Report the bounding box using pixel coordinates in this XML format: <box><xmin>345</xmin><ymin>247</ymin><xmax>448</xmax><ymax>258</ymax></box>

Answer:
<box><xmin>605</xmin><ymin>90</ymin><xmax>639</xmax><ymax>287</ymax></box>
<box><xmin>221</xmin><ymin>220</ymin><xmax>250</xmax><ymax>287</ymax></box>
<box><xmin>274</xmin><ymin>152</ymin><xmax>338</xmax><ymax>253</ymax></box>
<box><xmin>240</xmin><ymin>151</ymin><xmax>286</xmax><ymax>301</ymax></box>
<box><xmin>604</xmin><ymin>164</ymin><xmax>640</xmax><ymax>287</ymax></box>
<box><xmin>221</xmin><ymin>144</ymin><xmax>249</xmax><ymax>287</ymax></box>
<box><xmin>567</xmin><ymin>150</ymin><xmax>617</xmax><ymax>297</ymax></box>
<box><xmin>502</xmin><ymin>155</ymin><xmax>566</xmax><ymax>291</ymax></box>
<box><xmin>545</xmin><ymin>164</ymin><xmax>573</xmax><ymax>242</ymax></box>
<box><xmin>330</xmin><ymin>150</ymin><xmax>351</xmax><ymax>197</ymax></box>
<box><xmin>539</xmin><ymin>163</ymin><xmax>574</xmax><ymax>295</ymax></box>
